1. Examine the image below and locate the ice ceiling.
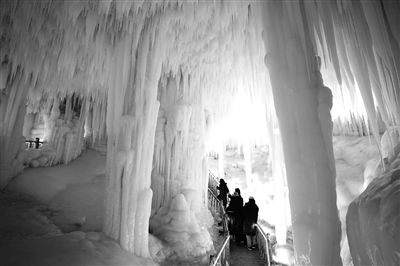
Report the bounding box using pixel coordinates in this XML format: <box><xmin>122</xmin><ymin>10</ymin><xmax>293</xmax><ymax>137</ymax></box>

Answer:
<box><xmin>1</xmin><ymin>0</ymin><xmax>399</xmax><ymax>142</ymax></box>
<box><xmin>1</xmin><ymin>0</ymin><xmax>399</xmax><ymax>265</ymax></box>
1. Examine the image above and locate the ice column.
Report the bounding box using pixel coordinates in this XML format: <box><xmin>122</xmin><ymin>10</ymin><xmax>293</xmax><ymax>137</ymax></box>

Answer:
<box><xmin>261</xmin><ymin>1</ymin><xmax>342</xmax><ymax>265</ymax></box>
<box><xmin>152</xmin><ymin>74</ymin><xmax>208</xmax><ymax>210</ymax></box>
<box><xmin>104</xmin><ymin>15</ymin><xmax>163</xmax><ymax>258</ymax></box>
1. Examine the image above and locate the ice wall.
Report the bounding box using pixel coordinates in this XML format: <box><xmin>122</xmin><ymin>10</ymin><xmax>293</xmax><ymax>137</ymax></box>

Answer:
<box><xmin>346</xmin><ymin>145</ymin><xmax>400</xmax><ymax>266</ymax></box>
<box><xmin>0</xmin><ymin>66</ymin><xmax>30</xmax><ymax>188</ymax></box>
<box><xmin>21</xmin><ymin>92</ymin><xmax>93</xmax><ymax>168</ymax></box>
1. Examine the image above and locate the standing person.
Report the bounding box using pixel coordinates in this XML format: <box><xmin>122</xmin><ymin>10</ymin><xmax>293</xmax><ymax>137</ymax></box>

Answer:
<box><xmin>217</xmin><ymin>179</ymin><xmax>229</xmax><ymax>208</ymax></box>
<box><xmin>226</xmin><ymin>188</ymin><xmax>244</xmax><ymax>245</ymax></box>
<box><xmin>243</xmin><ymin>196</ymin><xmax>259</xmax><ymax>250</ymax></box>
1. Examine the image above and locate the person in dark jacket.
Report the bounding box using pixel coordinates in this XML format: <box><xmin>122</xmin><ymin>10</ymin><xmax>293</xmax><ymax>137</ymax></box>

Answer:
<box><xmin>226</xmin><ymin>188</ymin><xmax>244</xmax><ymax>245</ymax></box>
<box><xmin>216</xmin><ymin>179</ymin><xmax>229</xmax><ymax>208</ymax></box>
<box><xmin>243</xmin><ymin>196</ymin><xmax>259</xmax><ymax>250</ymax></box>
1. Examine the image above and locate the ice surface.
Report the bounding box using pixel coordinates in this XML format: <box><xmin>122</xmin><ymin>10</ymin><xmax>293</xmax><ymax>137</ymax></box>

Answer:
<box><xmin>333</xmin><ymin>136</ymin><xmax>381</xmax><ymax>265</ymax></box>
<box><xmin>0</xmin><ymin>231</ymin><xmax>156</xmax><ymax>266</ymax></box>
<box><xmin>8</xmin><ymin>149</ymin><xmax>106</xmax><ymax>231</ymax></box>
<box><xmin>150</xmin><ymin>191</ymin><xmax>214</xmax><ymax>263</ymax></box>
<box><xmin>346</xmin><ymin>145</ymin><xmax>400</xmax><ymax>266</ymax></box>
<box><xmin>1</xmin><ymin>151</ymin><xmax>156</xmax><ymax>266</ymax></box>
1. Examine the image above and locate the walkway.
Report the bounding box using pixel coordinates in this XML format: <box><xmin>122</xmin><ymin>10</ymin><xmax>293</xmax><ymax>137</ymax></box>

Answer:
<box><xmin>230</xmin><ymin>242</ymin><xmax>265</xmax><ymax>266</ymax></box>
<box><xmin>208</xmin><ymin>170</ymin><xmax>271</xmax><ymax>266</ymax></box>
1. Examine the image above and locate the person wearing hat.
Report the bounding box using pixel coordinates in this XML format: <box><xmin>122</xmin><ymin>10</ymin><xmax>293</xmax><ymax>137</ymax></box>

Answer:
<box><xmin>243</xmin><ymin>196</ymin><xmax>259</xmax><ymax>250</ymax></box>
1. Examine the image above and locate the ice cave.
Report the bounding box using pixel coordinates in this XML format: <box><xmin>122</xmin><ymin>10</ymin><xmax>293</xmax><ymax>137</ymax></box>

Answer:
<box><xmin>0</xmin><ymin>1</ymin><xmax>399</xmax><ymax>266</ymax></box>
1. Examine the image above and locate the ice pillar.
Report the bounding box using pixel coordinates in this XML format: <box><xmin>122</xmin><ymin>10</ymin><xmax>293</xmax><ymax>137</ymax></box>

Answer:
<box><xmin>152</xmin><ymin>74</ymin><xmax>208</xmax><ymax>210</ymax></box>
<box><xmin>104</xmin><ymin>16</ymin><xmax>163</xmax><ymax>258</ymax></box>
<box><xmin>261</xmin><ymin>1</ymin><xmax>342</xmax><ymax>265</ymax></box>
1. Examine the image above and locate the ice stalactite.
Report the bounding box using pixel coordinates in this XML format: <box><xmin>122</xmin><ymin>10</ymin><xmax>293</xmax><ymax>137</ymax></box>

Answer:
<box><xmin>85</xmin><ymin>92</ymin><xmax>108</xmax><ymax>146</ymax></box>
<box><xmin>261</xmin><ymin>1</ymin><xmax>342</xmax><ymax>264</ymax></box>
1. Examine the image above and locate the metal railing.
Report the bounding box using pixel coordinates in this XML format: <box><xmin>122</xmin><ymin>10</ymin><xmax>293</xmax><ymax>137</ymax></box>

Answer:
<box><xmin>209</xmin><ymin>234</ymin><xmax>230</xmax><ymax>266</ymax></box>
<box><xmin>208</xmin><ymin>170</ymin><xmax>219</xmax><ymax>195</ymax></box>
<box><xmin>208</xmin><ymin>188</ymin><xmax>229</xmax><ymax>234</ymax></box>
<box><xmin>208</xmin><ymin>170</ymin><xmax>231</xmax><ymax>266</ymax></box>
<box><xmin>255</xmin><ymin>224</ymin><xmax>273</xmax><ymax>266</ymax></box>
<box><xmin>25</xmin><ymin>138</ymin><xmax>45</xmax><ymax>149</ymax></box>
<box><xmin>208</xmin><ymin>188</ymin><xmax>221</xmax><ymax>215</ymax></box>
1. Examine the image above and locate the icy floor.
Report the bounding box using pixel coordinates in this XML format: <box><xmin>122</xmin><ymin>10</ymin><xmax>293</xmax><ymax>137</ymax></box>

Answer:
<box><xmin>8</xmin><ymin>149</ymin><xmax>106</xmax><ymax>232</ymax></box>
<box><xmin>1</xmin><ymin>149</ymin><xmax>155</xmax><ymax>266</ymax></box>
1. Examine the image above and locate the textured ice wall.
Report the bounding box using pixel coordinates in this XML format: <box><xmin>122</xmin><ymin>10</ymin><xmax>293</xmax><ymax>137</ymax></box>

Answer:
<box><xmin>22</xmin><ymin>93</ymin><xmax>89</xmax><ymax>168</ymax></box>
<box><xmin>346</xmin><ymin>144</ymin><xmax>400</xmax><ymax>266</ymax></box>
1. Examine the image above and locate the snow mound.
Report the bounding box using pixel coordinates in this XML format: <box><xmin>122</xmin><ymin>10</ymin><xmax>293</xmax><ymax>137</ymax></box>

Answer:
<box><xmin>150</xmin><ymin>191</ymin><xmax>214</xmax><ymax>263</ymax></box>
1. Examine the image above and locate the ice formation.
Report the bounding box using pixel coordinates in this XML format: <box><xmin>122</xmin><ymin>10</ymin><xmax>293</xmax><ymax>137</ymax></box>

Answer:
<box><xmin>150</xmin><ymin>191</ymin><xmax>214</xmax><ymax>262</ymax></box>
<box><xmin>1</xmin><ymin>0</ymin><xmax>400</xmax><ymax>265</ymax></box>
<box><xmin>346</xmin><ymin>145</ymin><xmax>400</xmax><ymax>266</ymax></box>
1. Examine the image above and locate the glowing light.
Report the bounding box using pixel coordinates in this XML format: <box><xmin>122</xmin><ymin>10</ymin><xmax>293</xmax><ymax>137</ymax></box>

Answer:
<box><xmin>206</xmin><ymin>88</ymin><xmax>269</xmax><ymax>152</ymax></box>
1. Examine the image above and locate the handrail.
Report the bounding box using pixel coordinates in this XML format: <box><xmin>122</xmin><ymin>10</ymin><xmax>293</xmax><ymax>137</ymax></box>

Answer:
<box><xmin>210</xmin><ymin>235</ymin><xmax>230</xmax><ymax>266</ymax></box>
<box><xmin>208</xmin><ymin>170</ymin><xmax>219</xmax><ymax>195</ymax></box>
<box><xmin>255</xmin><ymin>224</ymin><xmax>273</xmax><ymax>266</ymax></box>
<box><xmin>25</xmin><ymin>138</ymin><xmax>45</xmax><ymax>149</ymax></box>
<box><xmin>208</xmin><ymin>188</ymin><xmax>222</xmax><ymax>215</ymax></box>
<box><xmin>208</xmin><ymin>170</ymin><xmax>231</xmax><ymax>266</ymax></box>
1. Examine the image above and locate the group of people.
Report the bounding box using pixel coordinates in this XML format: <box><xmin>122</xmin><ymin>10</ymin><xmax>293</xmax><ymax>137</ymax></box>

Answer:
<box><xmin>217</xmin><ymin>179</ymin><xmax>259</xmax><ymax>251</ymax></box>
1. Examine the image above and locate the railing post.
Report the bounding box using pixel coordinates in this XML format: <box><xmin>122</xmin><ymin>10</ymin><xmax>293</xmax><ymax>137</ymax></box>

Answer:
<box><xmin>266</xmin><ymin>233</ymin><xmax>271</xmax><ymax>266</ymax></box>
<box><xmin>35</xmin><ymin>138</ymin><xmax>40</xmax><ymax>149</ymax></box>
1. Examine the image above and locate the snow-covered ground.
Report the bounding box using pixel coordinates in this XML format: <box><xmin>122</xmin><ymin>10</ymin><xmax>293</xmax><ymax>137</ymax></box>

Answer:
<box><xmin>8</xmin><ymin>149</ymin><xmax>106</xmax><ymax>232</ymax></box>
<box><xmin>1</xmin><ymin>149</ymin><xmax>155</xmax><ymax>266</ymax></box>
